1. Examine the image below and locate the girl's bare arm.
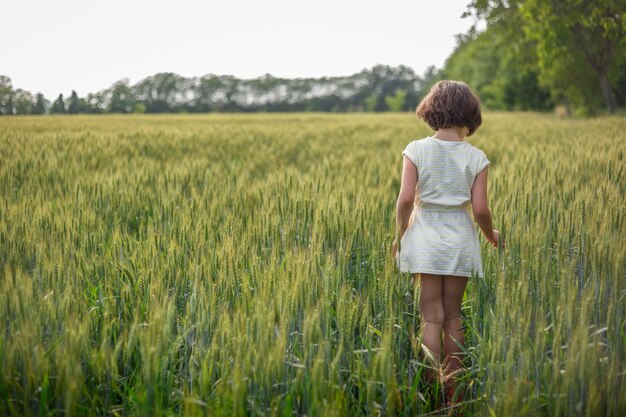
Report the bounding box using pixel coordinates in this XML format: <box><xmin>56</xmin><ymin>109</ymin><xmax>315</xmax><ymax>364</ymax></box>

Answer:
<box><xmin>471</xmin><ymin>166</ymin><xmax>499</xmax><ymax>246</ymax></box>
<box><xmin>396</xmin><ymin>156</ymin><xmax>417</xmax><ymax>237</ymax></box>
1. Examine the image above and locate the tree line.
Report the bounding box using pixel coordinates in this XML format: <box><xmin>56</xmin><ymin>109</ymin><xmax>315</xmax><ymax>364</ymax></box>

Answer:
<box><xmin>0</xmin><ymin>65</ymin><xmax>436</xmax><ymax>115</ymax></box>
<box><xmin>1</xmin><ymin>0</ymin><xmax>624</xmax><ymax>116</ymax></box>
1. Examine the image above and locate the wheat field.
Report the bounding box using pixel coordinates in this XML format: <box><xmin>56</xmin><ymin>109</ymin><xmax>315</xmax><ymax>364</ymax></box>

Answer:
<box><xmin>0</xmin><ymin>113</ymin><xmax>624</xmax><ymax>416</ymax></box>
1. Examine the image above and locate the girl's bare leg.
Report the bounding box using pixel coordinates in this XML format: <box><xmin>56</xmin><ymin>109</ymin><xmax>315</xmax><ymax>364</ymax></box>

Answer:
<box><xmin>442</xmin><ymin>275</ymin><xmax>469</xmax><ymax>403</ymax></box>
<box><xmin>416</xmin><ymin>273</ymin><xmax>444</xmax><ymax>381</ymax></box>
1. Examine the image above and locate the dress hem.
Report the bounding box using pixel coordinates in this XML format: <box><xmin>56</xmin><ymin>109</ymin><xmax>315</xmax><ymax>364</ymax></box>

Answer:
<box><xmin>397</xmin><ymin>266</ymin><xmax>483</xmax><ymax>278</ymax></box>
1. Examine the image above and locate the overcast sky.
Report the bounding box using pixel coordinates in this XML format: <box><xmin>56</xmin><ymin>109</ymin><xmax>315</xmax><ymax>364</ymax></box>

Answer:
<box><xmin>2</xmin><ymin>0</ymin><xmax>477</xmax><ymax>99</ymax></box>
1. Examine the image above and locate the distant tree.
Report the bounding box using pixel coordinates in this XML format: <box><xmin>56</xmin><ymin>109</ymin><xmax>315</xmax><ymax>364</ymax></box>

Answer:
<box><xmin>193</xmin><ymin>74</ymin><xmax>225</xmax><ymax>112</ymax></box>
<box><xmin>51</xmin><ymin>94</ymin><xmax>66</xmax><ymax>114</ymax></box>
<box><xmin>305</xmin><ymin>94</ymin><xmax>343</xmax><ymax>112</ymax></box>
<box><xmin>133</xmin><ymin>72</ymin><xmax>182</xmax><ymax>113</ymax></box>
<box><xmin>78</xmin><ymin>97</ymin><xmax>89</xmax><ymax>113</ymax></box>
<box><xmin>0</xmin><ymin>75</ymin><xmax>14</xmax><ymax>115</ymax></box>
<box><xmin>32</xmin><ymin>93</ymin><xmax>48</xmax><ymax>114</ymax></box>
<box><xmin>385</xmin><ymin>89</ymin><xmax>407</xmax><ymax>112</ymax></box>
<box><xmin>13</xmin><ymin>89</ymin><xmax>34</xmax><ymax>114</ymax></box>
<box><xmin>108</xmin><ymin>79</ymin><xmax>135</xmax><ymax>113</ymax></box>
<box><xmin>68</xmin><ymin>90</ymin><xmax>80</xmax><ymax>114</ymax></box>
<box><xmin>420</xmin><ymin>65</ymin><xmax>442</xmax><ymax>93</ymax></box>
<box><xmin>364</xmin><ymin>94</ymin><xmax>378</xmax><ymax>112</ymax></box>
<box><xmin>133</xmin><ymin>102</ymin><xmax>146</xmax><ymax>113</ymax></box>
<box><xmin>221</xmin><ymin>75</ymin><xmax>242</xmax><ymax>112</ymax></box>
<box><xmin>363</xmin><ymin>64</ymin><xmax>418</xmax><ymax>111</ymax></box>
<box><xmin>85</xmin><ymin>92</ymin><xmax>106</xmax><ymax>113</ymax></box>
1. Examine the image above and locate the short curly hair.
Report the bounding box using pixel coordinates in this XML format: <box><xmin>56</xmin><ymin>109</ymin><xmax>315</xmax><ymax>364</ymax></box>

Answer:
<box><xmin>416</xmin><ymin>80</ymin><xmax>482</xmax><ymax>136</ymax></box>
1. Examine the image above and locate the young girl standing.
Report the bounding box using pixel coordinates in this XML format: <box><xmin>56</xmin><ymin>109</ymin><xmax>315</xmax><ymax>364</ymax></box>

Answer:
<box><xmin>391</xmin><ymin>80</ymin><xmax>502</xmax><ymax>405</ymax></box>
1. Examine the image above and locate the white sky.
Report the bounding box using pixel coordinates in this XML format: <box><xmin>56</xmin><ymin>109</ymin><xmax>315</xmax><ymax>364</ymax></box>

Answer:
<box><xmin>2</xmin><ymin>0</ymin><xmax>477</xmax><ymax>99</ymax></box>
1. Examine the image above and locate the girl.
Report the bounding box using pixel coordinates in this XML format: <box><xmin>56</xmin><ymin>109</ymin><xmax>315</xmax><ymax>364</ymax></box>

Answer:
<box><xmin>391</xmin><ymin>80</ymin><xmax>502</xmax><ymax>406</ymax></box>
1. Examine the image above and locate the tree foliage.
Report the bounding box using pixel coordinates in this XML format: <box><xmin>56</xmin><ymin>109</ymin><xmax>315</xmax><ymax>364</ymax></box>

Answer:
<box><xmin>33</xmin><ymin>93</ymin><xmax>48</xmax><ymax>115</ymax></box>
<box><xmin>456</xmin><ymin>0</ymin><xmax>626</xmax><ymax>114</ymax></box>
<box><xmin>441</xmin><ymin>22</ymin><xmax>552</xmax><ymax>111</ymax></box>
<box><xmin>108</xmin><ymin>79</ymin><xmax>135</xmax><ymax>113</ymax></box>
<box><xmin>50</xmin><ymin>94</ymin><xmax>66</xmax><ymax>114</ymax></box>
<box><xmin>520</xmin><ymin>0</ymin><xmax>625</xmax><ymax>113</ymax></box>
<box><xmin>385</xmin><ymin>90</ymin><xmax>407</xmax><ymax>112</ymax></box>
<box><xmin>0</xmin><ymin>76</ymin><xmax>14</xmax><ymax>115</ymax></box>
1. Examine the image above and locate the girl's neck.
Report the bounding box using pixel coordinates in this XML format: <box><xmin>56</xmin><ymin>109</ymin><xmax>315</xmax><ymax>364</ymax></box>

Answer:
<box><xmin>433</xmin><ymin>126</ymin><xmax>468</xmax><ymax>142</ymax></box>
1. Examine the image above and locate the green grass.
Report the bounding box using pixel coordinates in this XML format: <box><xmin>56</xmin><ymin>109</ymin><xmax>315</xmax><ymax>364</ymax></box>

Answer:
<box><xmin>0</xmin><ymin>112</ymin><xmax>624</xmax><ymax>416</ymax></box>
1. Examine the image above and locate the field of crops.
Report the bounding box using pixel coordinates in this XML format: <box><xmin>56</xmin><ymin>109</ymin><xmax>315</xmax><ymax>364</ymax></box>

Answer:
<box><xmin>1</xmin><ymin>113</ymin><xmax>624</xmax><ymax>416</ymax></box>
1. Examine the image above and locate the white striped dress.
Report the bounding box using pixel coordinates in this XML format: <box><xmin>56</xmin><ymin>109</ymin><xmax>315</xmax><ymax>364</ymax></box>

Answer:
<box><xmin>397</xmin><ymin>136</ymin><xmax>490</xmax><ymax>278</ymax></box>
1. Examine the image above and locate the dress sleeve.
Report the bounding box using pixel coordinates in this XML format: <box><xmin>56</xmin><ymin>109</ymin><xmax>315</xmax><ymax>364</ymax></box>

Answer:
<box><xmin>402</xmin><ymin>141</ymin><xmax>418</xmax><ymax>168</ymax></box>
<box><xmin>475</xmin><ymin>150</ymin><xmax>490</xmax><ymax>176</ymax></box>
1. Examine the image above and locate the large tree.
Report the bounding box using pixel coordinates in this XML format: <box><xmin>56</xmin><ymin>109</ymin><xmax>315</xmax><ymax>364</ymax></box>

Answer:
<box><xmin>521</xmin><ymin>0</ymin><xmax>624</xmax><ymax>113</ymax></box>
<box><xmin>442</xmin><ymin>21</ymin><xmax>551</xmax><ymax>111</ymax></box>
<box><xmin>466</xmin><ymin>0</ymin><xmax>626</xmax><ymax>113</ymax></box>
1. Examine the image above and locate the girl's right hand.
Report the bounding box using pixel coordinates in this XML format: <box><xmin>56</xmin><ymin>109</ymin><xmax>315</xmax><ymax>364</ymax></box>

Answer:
<box><xmin>489</xmin><ymin>230</ymin><xmax>504</xmax><ymax>248</ymax></box>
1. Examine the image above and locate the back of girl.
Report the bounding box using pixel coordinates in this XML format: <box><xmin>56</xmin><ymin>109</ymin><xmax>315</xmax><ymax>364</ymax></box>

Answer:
<box><xmin>391</xmin><ymin>80</ymin><xmax>503</xmax><ymax>408</ymax></box>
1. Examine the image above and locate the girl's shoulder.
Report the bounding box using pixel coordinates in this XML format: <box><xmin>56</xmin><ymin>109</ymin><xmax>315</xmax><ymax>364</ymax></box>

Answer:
<box><xmin>465</xmin><ymin>143</ymin><xmax>490</xmax><ymax>170</ymax></box>
<box><xmin>402</xmin><ymin>137</ymin><xmax>431</xmax><ymax>158</ymax></box>
<box><xmin>466</xmin><ymin>142</ymin><xmax>488</xmax><ymax>158</ymax></box>
<box><xmin>405</xmin><ymin>137</ymin><xmax>486</xmax><ymax>156</ymax></box>
<box><xmin>406</xmin><ymin>136</ymin><xmax>432</xmax><ymax>148</ymax></box>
